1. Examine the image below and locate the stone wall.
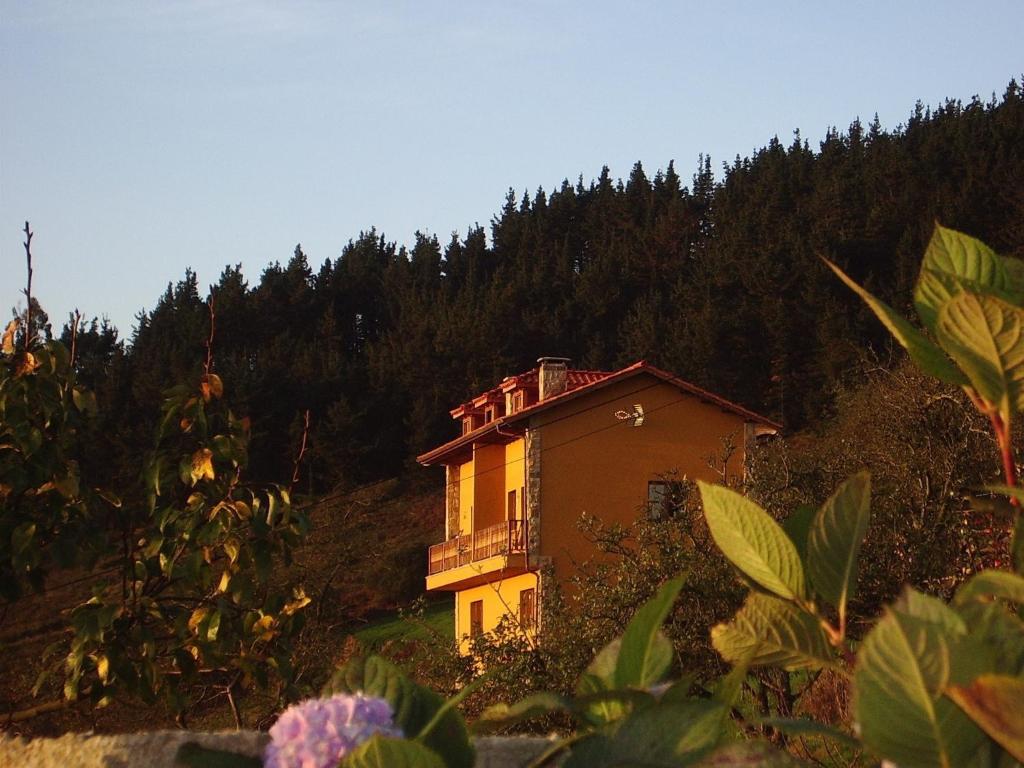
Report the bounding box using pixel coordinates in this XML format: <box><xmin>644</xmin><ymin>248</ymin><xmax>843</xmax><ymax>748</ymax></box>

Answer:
<box><xmin>0</xmin><ymin>731</ymin><xmax>556</xmax><ymax>768</ymax></box>
<box><xmin>524</xmin><ymin>427</ymin><xmax>541</xmax><ymax>558</ymax></box>
<box><xmin>446</xmin><ymin>464</ymin><xmax>460</xmax><ymax>537</ymax></box>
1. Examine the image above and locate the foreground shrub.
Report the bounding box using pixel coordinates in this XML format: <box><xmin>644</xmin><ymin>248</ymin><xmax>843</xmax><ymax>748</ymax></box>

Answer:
<box><xmin>2</xmin><ymin>229</ymin><xmax>310</xmax><ymax>725</ymax></box>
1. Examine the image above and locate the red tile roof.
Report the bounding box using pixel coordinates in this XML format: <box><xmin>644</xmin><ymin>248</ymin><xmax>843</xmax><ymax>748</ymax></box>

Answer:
<box><xmin>419</xmin><ymin>361</ymin><xmax>780</xmax><ymax>466</ymax></box>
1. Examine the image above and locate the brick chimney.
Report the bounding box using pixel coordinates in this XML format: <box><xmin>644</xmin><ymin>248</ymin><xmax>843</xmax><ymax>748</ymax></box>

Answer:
<box><xmin>537</xmin><ymin>357</ymin><xmax>570</xmax><ymax>401</ymax></box>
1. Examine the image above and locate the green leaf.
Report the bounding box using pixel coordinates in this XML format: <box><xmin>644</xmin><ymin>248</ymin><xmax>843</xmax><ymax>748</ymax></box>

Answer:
<box><xmin>855</xmin><ymin>608</ymin><xmax>988</xmax><ymax>767</ymax></box>
<box><xmin>807</xmin><ymin>472</ymin><xmax>871</xmax><ymax>626</ymax></box>
<box><xmin>11</xmin><ymin>522</ymin><xmax>36</xmax><ymax>555</ymax></box>
<box><xmin>341</xmin><ymin>735</ymin><xmax>445</xmax><ymax>768</ymax></box>
<box><xmin>416</xmin><ymin>676</ymin><xmax>484</xmax><ymax>741</ymax></box>
<box><xmin>711</xmin><ymin>593</ymin><xmax>835</xmax><ymax>671</ymax></box>
<box><xmin>914</xmin><ymin>224</ymin><xmax>1013</xmax><ymax>331</ymax></box>
<box><xmin>71</xmin><ymin>387</ymin><xmax>98</xmax><ymax>417</ymax></box>
<box><xmin>323</xmin><ymin>656</ymin><xmax>473</xmax><ymax>768</ymax></box>
<box><xmin>935</xmin><ymin>292</ymin><xmax>1024</xmax><ymax>422</ymax></box>
<box><xmin>984</xmin><ymin>483</ymin><xmax>1024</xmax><ymax>505</ymax></box>
<box><xmin>954</xmin><ymin>570</ymin><xmax>1024</xmax><ymax>606</ymax></box>
<box><xmin>699</xmin><ymin>482</ymin><xmax>806</xmax><ymax>601</ymax></box>
<box><xmin>955</xmin><ymin>600</ymin><xmax>1024</xmax><ymax>675</ymax></box>
<box><xmin>578</xmin><ymin>638</ymin><xmax>620</xmax><ymax>692</ymax></box>
<box><xmin>712</xmin><ymin>643</ymin><xmax>754</xmax><ymax>710</ymax></box>
<box><xmin>824</xmin><ymin>257</ymin><xmax>967</xmax><ymax>386</ymax></box>
<box><xmin>656</xmin><ymin>674</ymin><xmax>697</xmax><ymax>705</ymax></box>
<box><xmin>205</xmin><ymin>609</ymin><xmax>221</xmax><ymax>642</ymax></box>
<box><xmin>53</xmin><ymin>469</ymin><xmax>80</xmax><ymax>499</ymax></box>
<box><xmin>174</xmin><ymin>742</ymin><xmax>261</xmax><ymax>768</ymax></box>
<box><xmin>946</xmin><ymin>674</ymin><xmax>1024</xmax><ymax>762</ymax></box>
<box><xmin>576</xmin><ymin>638</ymin><xmax>626</xmax><ymax>724</ymax></box>
<box><xmin>781</xmin><ymin>504</ymin><xmax>815</xmax><ymax>564</ymax></box>
<box><xmin>615</xmin><ymin>576</ymin><xmax>684</xmax><ymax>689</ymax></box>
<box><xmin>893</xmin><ymin>586</ymin><xmax>967</xmax><ymax>633</ymax></box>
<box><xmin>563</xmin><ymin>700</ymin><xmax>726</xmax><ymax>768</ymax></box>
<box><xmin>573</xmin><ymin>689</ymin><xmax>658</xmax><ymax>729</ymax></box>
<box><xmin>474</xmin><ymin>691</ymin><xmax>571</xmax><ymax>733</ymax></box>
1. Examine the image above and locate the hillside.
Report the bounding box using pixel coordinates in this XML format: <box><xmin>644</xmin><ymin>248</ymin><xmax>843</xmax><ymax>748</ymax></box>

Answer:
<box><xmin>2</xmin><ymin>80</ymin><xmax>1023</xmax><ymax>736</ymax></box>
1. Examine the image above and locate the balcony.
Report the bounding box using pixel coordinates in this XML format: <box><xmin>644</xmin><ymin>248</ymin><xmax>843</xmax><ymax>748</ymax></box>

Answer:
<box><xmin>426</xmin><ymin>519</ymin><xmax>527</xmax><ymax>591</ymax></box>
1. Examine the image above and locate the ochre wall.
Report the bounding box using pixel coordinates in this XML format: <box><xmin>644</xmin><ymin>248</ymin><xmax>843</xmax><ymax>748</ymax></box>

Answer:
<box><xmin>473</xmin><ymin>443</ymin><xmax>506</xmax><ymax>530</ymax></box>
<box><xmin>456</xmin><ymin>571</ymin><xmax>540</xmax><ymax>653</ymax></box>
<box><xmin>537</xmin><ymin>374</ymin><xmax>748</xmax><ymax>584</ymax></box>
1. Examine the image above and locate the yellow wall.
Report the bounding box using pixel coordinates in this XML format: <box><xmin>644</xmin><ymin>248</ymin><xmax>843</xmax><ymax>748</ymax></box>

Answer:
<box><xmin>457</xmin><ymin>455</ymin><xmax>474</xmax><ymax>535</ymax></box>
<box><xmin>504</xmin><ymin>438</ymin><xmax>525</xmax><ymax>519</ymax></box>
<box><xmin>537</xmin><ymin>374</ymin><xmax>748</xmax><ymax>584</ymax></box>
<box><xmin>455</xmin><ymin>572</ymin><xmax>540</xmax><ymax>652</ymax></box>
<box><xmin>451</xmin><ymin>439</ymin><xmax>526</xmax><ymax>536</ymax></box>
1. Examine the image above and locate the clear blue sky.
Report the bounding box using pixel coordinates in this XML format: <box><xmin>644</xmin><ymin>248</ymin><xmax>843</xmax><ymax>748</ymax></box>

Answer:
<box><xmin>2</xmin><ymin>1</ymin><xmax>1021</xmax><ymax>338</ymax></box>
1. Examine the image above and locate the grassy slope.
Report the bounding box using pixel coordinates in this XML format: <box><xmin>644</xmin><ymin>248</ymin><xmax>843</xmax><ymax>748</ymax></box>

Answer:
<box><xmin>351</xmin><ymin>598</ymin><xmax>454</xmax><ymax>650</ymax></box>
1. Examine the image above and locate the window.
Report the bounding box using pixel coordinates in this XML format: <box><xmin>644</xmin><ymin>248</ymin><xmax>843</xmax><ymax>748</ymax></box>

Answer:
<box><xmin>469</xmin><ymin>600</ymin><xmax>483</xmax><ymax>638</ymax></box>
<box><xmin>511</xmin><ymin>390</ymin><xmax>525</xmax><ymax>413</ymax></box>
<box><xmin>648</xmin><ymin>481</ymin><xmax>669</xmax><ymax>520</ymax></box>
<box><xmin>462</xmin><ymin>417</ymin><xmax>473</xmax><ymax>435</ymax></box>
<box><xmin>519</xmin><ymin>588</ymin><xmax>536</xmax><ymax>630</ymax></box>
<box><xmin>507</xmin><ymin>489</ymin><xmax>517</xmax><ymax>519</ymax></box>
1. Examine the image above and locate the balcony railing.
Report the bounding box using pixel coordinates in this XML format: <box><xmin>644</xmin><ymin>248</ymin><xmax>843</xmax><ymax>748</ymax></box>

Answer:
<box><xmin>428</xmin><ymin>519</ymin><xmax>526</xmax><ymax>576</ymax></box>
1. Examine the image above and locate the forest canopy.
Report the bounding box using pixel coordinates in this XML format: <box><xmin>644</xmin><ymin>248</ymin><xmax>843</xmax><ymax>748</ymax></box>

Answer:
<box><xmin>56</xmin><ymin>82</ymin><xmax>1024</xmax><ymax>493</ymax></box>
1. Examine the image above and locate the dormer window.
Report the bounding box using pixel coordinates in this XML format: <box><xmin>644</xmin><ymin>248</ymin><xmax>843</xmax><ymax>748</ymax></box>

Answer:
<box><xmin>462</xmin><ymin>417</ymin><xmax>474</xmax><ymax>435</ymax></box>
<box><xmin>511</xmin><ymin>390</ymin><xmax>525</xmax><ymax>413</ymax></box>
<box><xmin>484</xmin><ymin>405</ymin><xmax>496</xmax><ymax>423</ymax></box>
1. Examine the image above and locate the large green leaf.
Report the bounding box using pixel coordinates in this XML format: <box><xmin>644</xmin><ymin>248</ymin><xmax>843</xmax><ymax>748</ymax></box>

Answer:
<box><xmin>807</xmin><ymin>472</ymin><xmax>870</xmax><ymax>626</ymax></box>
<box><xmin>914</xmin><ymin>224</ymin><xmax>1013</xmax><ymax>331</ymax></box>
<box><xmin>577</xmin><ymin>638</ymin><xmax>626</xmax><ymax>724</ymax></box>
<box><xmin>824</xmin><ymin>257</ymin><xmax>967</xmax><ymax>386</ymax></box>
<box><xmin>563</xmin><ymin>699</ymin><xmax>726</xmax><ymax>768</ymax></box>
<box><xmin>341</xmin><ymin>735</ymin><xmax>446</xmax><ymax>768</ymax></box>
<box><xmin>711</xmin><ymin>642</ymin><xmax>753</xmax><ymax>709</ymax></box>
<box><xmin>711</xmin><ymin>593</ymin><xmax>834</xmax><ymax>671</ymax></box>
<box><xmin>615</xmin><ymin>576</ymin><xmax>684</xmax><ymax>689</ymax></box>
<box><xmin>894</xmin><ymin>587</ymin><xmax>967</xmax><ymax>633</ymax></box>
<box><xmin>954</xmin><ymin>570</ymin><xmax>1024</xmax><ymax>606</ymax></box>
<box><xmin>935</xmin><ymin>291</ymin><xmax>1024</xmax><ymax>422</ymax></box>
<box><xmin>780</xmin><ymin>504</ymin><xmax>815</xmax><ymax>564</ymax></box>
<box><xmin>955</xmin><ymin>600</ymin><xmax>1024</xmax><ymax>675</ymax></box>
<box><xmin>699</xmin><ymin>482</ymin><xmax>805</xmax><ymax>601</ymax></box>
<box><xmin>947</xmin><ymin>674</ymin><xmax>1024</xmax><ymax>763</ymax></box>
<box><xmin>323</xmin><ymin>656</ymin><xmax>473</xmax><ymax>768</ymax></box>
<box><xmin>855</xmin><ymin>608</ymin><xmax>989</xmax><ymax>767</ymax></box>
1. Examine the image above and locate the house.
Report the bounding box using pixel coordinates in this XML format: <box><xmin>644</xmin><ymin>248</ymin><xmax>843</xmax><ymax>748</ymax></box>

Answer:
<box><xmin>417</xmin><ymin>357</ymin><xmax>779</xmax><ymax>650</ymax></box>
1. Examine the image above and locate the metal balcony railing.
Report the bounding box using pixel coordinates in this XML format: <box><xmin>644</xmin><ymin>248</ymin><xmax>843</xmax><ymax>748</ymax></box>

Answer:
<box><xmin>428</xmin><ymin>519</ymin><xmax>526</xmax><ymax>576</ymax></box>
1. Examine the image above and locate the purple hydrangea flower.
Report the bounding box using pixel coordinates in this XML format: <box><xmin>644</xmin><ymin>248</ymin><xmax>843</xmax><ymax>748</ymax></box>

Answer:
<box><xmin>264</xmin><ymin>693</ymin><xmax>402</xmax><ymax>768</ymax></box>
